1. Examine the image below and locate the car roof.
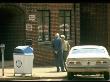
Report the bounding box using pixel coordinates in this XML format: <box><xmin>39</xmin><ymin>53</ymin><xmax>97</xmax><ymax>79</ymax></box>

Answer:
<box><xmin>68</xmin><ymin>45</ymin><xmax>109</xmax><ymax>58</ymax></box>
<box><xmin>72</xmin><ymin>45</ymin><xmax>106</xmax><ymax>50</ymax></box>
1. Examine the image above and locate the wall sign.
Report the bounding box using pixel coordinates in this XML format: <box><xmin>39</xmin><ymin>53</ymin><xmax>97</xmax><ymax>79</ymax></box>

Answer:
<box><xmin>29</xmin><ymin>15</ymin><xmax>36</xmax><ymax>21</ymax></box>
<box><xmin>26</xmin><ymin>24</ymin><xmax>32</xmax><ymax>31</ymax></box>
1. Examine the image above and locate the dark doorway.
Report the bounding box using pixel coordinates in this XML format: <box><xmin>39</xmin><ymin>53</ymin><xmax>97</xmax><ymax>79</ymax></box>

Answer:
<box><xmin>80</xmin><ymin>3</ymin><xmax>108</xmax><ymax>47</ymax></box>
<box><xmin>0</xmin><ymin>6</ymin><xmax>25</xmax><ymax>60</ymax></box>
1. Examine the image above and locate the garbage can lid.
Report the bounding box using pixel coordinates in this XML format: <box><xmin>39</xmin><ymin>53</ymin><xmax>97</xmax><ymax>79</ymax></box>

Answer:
<box><xmin>14</xmin><ymin>46</ymin><xmax>33</xmax><ymax>55</ymax></box>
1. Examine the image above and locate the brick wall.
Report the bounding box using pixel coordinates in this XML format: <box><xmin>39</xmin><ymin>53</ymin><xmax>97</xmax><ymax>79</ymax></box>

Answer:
<box><xmin>23</xmin><ymin>3</ymin><xmax>80</xmax><ymax>66</ymax></box>
<box><xmin>0</xmin><ymin>3</ymin><xmax>80</xmax><ymax>66</ymax></box>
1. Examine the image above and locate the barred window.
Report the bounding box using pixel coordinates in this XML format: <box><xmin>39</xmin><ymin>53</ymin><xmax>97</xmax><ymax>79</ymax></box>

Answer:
<box><xmin>59</xmin><ymin>10</ymin><xmax>71</xmax><ymax>40</ymax></box>
<box><xmin>37</xmin><ymin>10</ymin><xmax>50</xmax><ymax>42</ymax></box>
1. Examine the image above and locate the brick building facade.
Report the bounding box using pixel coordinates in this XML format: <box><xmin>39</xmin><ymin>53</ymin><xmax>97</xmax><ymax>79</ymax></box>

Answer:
<box><xmin>0</xmin><ymin>3</ymin><xmax>109</xmax><ymax>66</ymax></box>
<box><xmin>24</xmin><ymin>3</ymin><xmax>80</xmax><ymax>66</ymax></box>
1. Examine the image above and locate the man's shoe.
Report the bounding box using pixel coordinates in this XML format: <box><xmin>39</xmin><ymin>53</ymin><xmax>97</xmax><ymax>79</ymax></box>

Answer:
<box><xmin>57</xmin><ymin>68</ymin><xmax>60</xmax><ymax>72</ymax></box>
<box><xmin>57</xmin><ymin>70</ymin><xmax>59</xmax><ymax>72</ymax></box>
<box><xmin>61</xmin><ymin>70</ymin><xmax>65</xmax><ymax>72</ymax></box>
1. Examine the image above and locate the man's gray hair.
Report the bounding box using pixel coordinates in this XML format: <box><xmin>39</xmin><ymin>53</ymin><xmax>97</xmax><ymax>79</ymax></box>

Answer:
<box><xmin>55</xmin><ymin>33</ymin><xmax>60</xmax><ymax>37</ymax></box>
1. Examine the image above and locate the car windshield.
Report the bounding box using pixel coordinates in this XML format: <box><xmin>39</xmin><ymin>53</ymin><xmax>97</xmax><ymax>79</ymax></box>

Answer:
<box><xmin>72</xmin><ymin>48</ymin><xmax>105</xmax><ymax>54</ymax></box>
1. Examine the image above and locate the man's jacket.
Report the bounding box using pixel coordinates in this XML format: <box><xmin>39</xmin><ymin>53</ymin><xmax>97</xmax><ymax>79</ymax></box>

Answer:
<box><xmin>52</xmin><ymin>37</ymin><xmax>62</xmax><ymax>52</ymax></box>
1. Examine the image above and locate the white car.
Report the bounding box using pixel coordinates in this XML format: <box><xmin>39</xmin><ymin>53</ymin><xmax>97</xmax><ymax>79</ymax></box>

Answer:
<box><xmin>65</xmin><ymin>45</ymin><xmax>110</xmax><ymax>80</ymax></box>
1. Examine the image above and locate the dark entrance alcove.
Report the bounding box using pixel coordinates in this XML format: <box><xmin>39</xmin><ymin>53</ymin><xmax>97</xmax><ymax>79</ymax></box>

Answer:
<box><xmin>80</xmin><ymin>4</ymin><xmax>108</xmax><ymax>47</ymax></box>
<box><xmin>0</xmin><ymin>6</ymin><xmax>25</xmax><ymax>60</ymax></box>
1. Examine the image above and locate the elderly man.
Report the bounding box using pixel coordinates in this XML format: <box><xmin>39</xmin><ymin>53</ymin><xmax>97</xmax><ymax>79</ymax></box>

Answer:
<box><xmin>61</xmin><ymin>35</ymin><xmax>70</xmax><ymax>71</ymax></box>
<box><xmin>52</xmin><ymin>33</ymin><xmax>65</xmax><ymax>72</ymax></box>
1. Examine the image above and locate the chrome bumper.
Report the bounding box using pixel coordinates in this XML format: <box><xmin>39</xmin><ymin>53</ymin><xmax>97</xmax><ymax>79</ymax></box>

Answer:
<box><xmin>66</xmin><ymin>67</ymin><xmax>110</xmax><ymax>72</ymax></box>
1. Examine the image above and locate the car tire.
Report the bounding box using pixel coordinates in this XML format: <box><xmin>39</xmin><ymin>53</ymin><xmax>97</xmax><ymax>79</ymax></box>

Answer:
<box><xmin>67</xmin><ymin>72</ymin><xmax>74</xmax><ymax>80</ymax></box>
<box><xmin>104</xmin><ymin>72</ymin><xmax>109</xmax><ymax>80</ymax></box>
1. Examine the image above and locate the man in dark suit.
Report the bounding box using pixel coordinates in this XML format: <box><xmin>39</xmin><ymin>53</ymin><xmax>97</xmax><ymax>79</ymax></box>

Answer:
<box><xmin>52</xmin><ymin>33</ymin><xmax>65</xmax><ymax>72</ymax></box>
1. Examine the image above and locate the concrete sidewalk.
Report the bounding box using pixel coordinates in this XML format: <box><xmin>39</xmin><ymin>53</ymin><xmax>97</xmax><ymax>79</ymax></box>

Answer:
<box><xmin>0</xmin><ymin>66</ymin><xmax>67</xmax><ymax>81</ymax></box>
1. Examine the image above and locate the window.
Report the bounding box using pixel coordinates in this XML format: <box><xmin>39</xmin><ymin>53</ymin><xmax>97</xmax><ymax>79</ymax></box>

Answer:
<box><xmin>59</xmin><ymin>10</ymin><xmax>71</xmax><ymax>40</ymax></box>
<box><xmin>37</xmin><ymin>10</ymin><xmax>50</xmax><ymax>41</ymax></box>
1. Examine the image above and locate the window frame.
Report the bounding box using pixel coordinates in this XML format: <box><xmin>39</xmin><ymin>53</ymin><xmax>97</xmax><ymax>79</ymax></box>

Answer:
<box><xmin>37</xmin><ymin>10</ymin><xmax>51</xmax><ymax>42</ymax></box>
<box><xmin>59</xmin><ymin>10</ymin><xmax>72</xmax><ymax>40</ymax></box>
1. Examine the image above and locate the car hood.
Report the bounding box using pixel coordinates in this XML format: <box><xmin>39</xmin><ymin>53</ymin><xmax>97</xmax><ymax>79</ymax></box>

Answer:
<box><xmin>68</xmin><ymin>52</ymin><xmax>110</xmax><ymax>58</ymax></box>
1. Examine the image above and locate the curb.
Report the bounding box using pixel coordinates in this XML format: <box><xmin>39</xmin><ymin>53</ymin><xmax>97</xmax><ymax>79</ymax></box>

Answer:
<box><xmin>0</xmin><ymin>76</ymin><xmax>67</xmax><ymax>81</ymax></box>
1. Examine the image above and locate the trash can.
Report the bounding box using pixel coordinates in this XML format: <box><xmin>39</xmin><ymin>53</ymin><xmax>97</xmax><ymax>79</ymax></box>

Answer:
<box><xmin>13</xmin><ymin>46</ymin><xmax>34</xmax><ymax>76</ymax></box>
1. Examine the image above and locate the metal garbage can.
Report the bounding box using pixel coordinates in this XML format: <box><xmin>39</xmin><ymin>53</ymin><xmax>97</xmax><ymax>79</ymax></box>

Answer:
<box><xmin>13</xmin><ymin>46</ymin><xmax>34</xmax><ymax>76</ymax></box>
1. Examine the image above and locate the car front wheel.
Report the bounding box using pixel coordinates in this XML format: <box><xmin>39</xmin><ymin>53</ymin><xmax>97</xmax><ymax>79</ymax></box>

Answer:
<box><xmin>104</xmin><ymin>72</ymin><xmax>109</xmax><ymax>80</ymax></box>
<box><xmin>67</xmin><ymin>72</ymin><xmax>74</xmax><ymax>80</ymax></box>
